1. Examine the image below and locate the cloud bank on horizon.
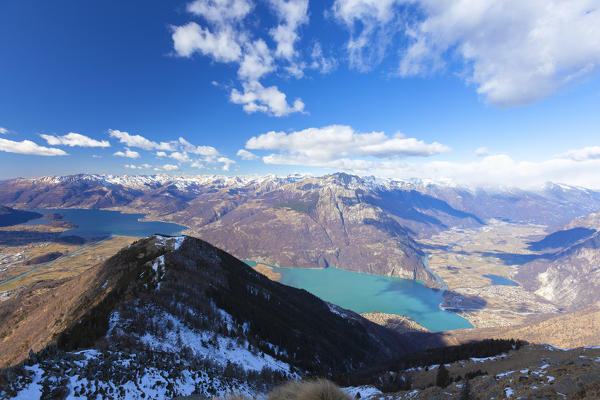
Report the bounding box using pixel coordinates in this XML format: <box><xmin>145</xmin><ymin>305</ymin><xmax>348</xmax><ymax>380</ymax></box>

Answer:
<box><xmin>3</xmin><ymin>121</ymin><xmax>600</xmax><ymax>189</ymax></box>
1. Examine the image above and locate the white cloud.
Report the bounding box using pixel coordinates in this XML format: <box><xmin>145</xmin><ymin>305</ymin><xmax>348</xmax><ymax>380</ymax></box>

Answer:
<box><xmin>333</xmin><ymin>0</ymin><xmax>600</xmax><ymax>106</ymax></box>
<box><xmin>0</xmin><ymin>127</ymin><xmax>8</xmax><ymax>134</ymax></box>
<box><xmin>114</xmin><ymin>148</ymin><xmax>140</xmax><ymax>159</ymax></box>
<box><xmin>40</xmin><ymin>132</ymin><xmax>110</xmax><ymax>148</ymax></box>
<box><xmin>0</xmin><ymin>138</ymin><xmax>67</xmax><ymax>156</ymax></box>
<box><xmin>257</xmin><ymin>148</ymin><xmax>600</xmax><ymax>189</ymax></box>
<box><xmin>236</xmin><ymin>149</ymin><xmax>259</xmax><ymax>160</ymax></box>
<box><xmin>332</xmin><ymin>0</ymin><xmax>401</xmax><ymax>71</ymax></box>
<box><xmin>310</xmin><ymin>42</ymin><xmax>337</xmax><ymax>74</ymax></box>
<box><xmin>172</xmin><ymin>22</ymin><xmax>242</xmax><ymax>62</ymax></box>
<box><xmin>187</xmin><ymin>0</ymin><xmax>253</xmax><ymax>25</ymax></box>
<box><xmin>142</xmin><ymin>163</ymin><xmax>152</xmax><ymax>168</ymax></box>
<box><xmin>246</xmin><ymin>125</ymin><xmax>449</xmax><ymax>164</ymax></box>
<box><xmin>559</xmin><ymin>146</ymin><xmax>600</xmax><ymax>161</ymax></box>
<box><xmin>178</xmin><ymin>137</ymin><xmax>220</xmax><ymax>157</ymax></box>
<box><xmin>169</xmin><ymin>151</ymin><xmax>191</xmax><ymax>163</ymax></box>
<box><xmin>267</xmin><ymin>0</ymin><xmax>309</xmax><ymax>61</ymax></box>
<box><xmin>218</xmin><ymin>156</ymin><xmax>236</xmax><ymax>171</ymax></box>
<box><xmin>109</xmin><ymin>129</ymin><xmax>175</xmax><ymax>151</ymax></box>
<box><xmin>383</xmin><ymin>155</ymin><xmax>600</xmax><ymax>189</ymax></box>
<box><xmin>171</xmin><ymin>0</ymin><xmax>307</xmax><ymax>116</ymax></box>
<box><xmin>475</xmin><ymin>147</ymin><xmax>489</xmax><ymax>157</ymax></box>
<box><xmin>155</xmin><ymin>164</ymin><xmax>180</xmax><ymax>171</ymax></box>
<box><xmin>124</xmin><ymin>164</ymin><xmax>143</xmax><ymax>170</ymax></box>
<box><xmin>231</xmin><ymin>81</ymin><xmax>305</xmax><ymax>116</ymax></box>
<box><xmin>237</xmin><ymin>39</ymin><xmax>275</xmax><ymax>82</ymax></box>
<box><xmin>156</xmin><ymin>151</ymin><xmax>167</xmax><ymax>157</ymax></box>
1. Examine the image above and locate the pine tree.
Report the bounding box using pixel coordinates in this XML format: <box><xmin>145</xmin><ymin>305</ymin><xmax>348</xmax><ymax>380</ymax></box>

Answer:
<box><xmin>459</xmin><ymin>378</ymin><xmax>471</xmax><ymax>400</ymax></box>
<box><xmin>436</xmin><ymin>364</ymin><xmax>451</xmax><ymax>388</ymax></box>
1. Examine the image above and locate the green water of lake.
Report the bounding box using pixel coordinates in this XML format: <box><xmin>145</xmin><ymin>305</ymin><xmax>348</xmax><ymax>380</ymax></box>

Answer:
<box><xmin>245</xmin><ymin>261</ymin><xmax>473</xmax><ymax>332</ymax></box>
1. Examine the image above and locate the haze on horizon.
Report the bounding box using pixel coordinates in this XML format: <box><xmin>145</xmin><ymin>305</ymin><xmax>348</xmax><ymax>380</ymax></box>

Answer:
<box><xmin>1</xmin><ymin>0</ymin><xmax>600</xmax><ymax>188</ymax></box>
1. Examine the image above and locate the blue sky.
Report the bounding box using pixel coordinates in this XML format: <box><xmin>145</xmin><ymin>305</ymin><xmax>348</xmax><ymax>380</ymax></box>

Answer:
<box><xmin>1</xmin><ymin>0</ymin><xmax>600</xmax><ymax>187</ymax></box>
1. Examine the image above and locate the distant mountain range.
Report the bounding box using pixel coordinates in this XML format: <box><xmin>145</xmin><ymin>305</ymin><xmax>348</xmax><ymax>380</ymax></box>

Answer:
<box><xmin>2</xmin><ymin>173</ymin><xmax>600</xmax><ymax>286</ymax></box>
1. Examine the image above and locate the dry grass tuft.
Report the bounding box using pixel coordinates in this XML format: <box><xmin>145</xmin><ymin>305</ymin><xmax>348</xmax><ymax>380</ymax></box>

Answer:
<box><xmin>266</xmin><ymin>379</ymin><xmax>352</xmax><ymax>400</ymax></box>
<box><xmin>214</xmin><ymin>394</ymin><xmax>253</xmax><ymax>400</ymax></box>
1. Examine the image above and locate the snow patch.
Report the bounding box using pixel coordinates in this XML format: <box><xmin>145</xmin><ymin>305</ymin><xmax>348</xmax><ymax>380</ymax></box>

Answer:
<box><xmin>153</xmin><ymin>235</ymin><xmax>186</xmax><ymax>251</ymax></box>
<box><xmin>342</xmin><ymin>386</ymin><xmax>382</xmax><ymax>399</ymax></box>
<box><xmin>139</xmin><ymin>310</ymin><xmax>293</xmax><ymax>375</ymax></box>
<box><xmin>471</xmin><ymin>354</ymin><xmax>507</xmax><ymax>363</ymax></box>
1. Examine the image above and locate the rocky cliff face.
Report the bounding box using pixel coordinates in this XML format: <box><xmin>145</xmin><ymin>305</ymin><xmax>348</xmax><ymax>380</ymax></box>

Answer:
<box><xmin>512</xmin><ymin>210</ymin><xmax>600</xmax><ymax>310</ymax></box>
<box><xmin>192</xmin><ymin>174</ymin><xmax>432</xmax><ymax>281</ymax></box>
<box><xmin>516</xmin><ymin>232</ymin><xmax>600</xmax><ymax>309</ymax></box>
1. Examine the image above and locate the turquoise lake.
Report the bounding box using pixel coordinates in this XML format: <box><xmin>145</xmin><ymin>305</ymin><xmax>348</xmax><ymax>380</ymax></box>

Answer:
<box><xmin>245</xmin><ymin>261</ymin><xmax>473</xmax><ymax>332</ymax></box>
<box><xmin>25</xmin><ymin>209</ymin><xmax>186</xmax><ymax>238</ymax></box>
<box><xmin>21</xmin><ymin>209</ymin><xmax>471</xmax><ymax>332</ymax></box>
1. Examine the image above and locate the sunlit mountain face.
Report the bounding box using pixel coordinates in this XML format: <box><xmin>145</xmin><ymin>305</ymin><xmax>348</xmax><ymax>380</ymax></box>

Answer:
<box><xmin>1</xmin><ymin>1</ymin><xmax>600</xmax><ymax>399</ymax></box>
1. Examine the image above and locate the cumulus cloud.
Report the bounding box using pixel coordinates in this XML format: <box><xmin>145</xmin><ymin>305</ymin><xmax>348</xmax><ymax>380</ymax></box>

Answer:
<box><xmin>236</xmin><ymin>149</ymin><xmax>259</xmax><ymax>160</ymax></box>
<box><xmin>40</xmin><ymin>132</ymin><xmax>110</xmax><ymax>148</ymax></box>
<box><xmin>187</xmin><ymin>0</ymin><xmax>253</xmax><ymax>25</ymax></box>
<box><xmin>114</xmin><ymin>148</ymin><xmax>140</xmax><ymax>159</ymax></box>
<box><xmin>171</xmin><ymin>22</ymin><xmax>242</xmax><ymax>62</ymax></box>
<box><xmin>154</xmin><ymin>164</ymin><xmax>180</xmax><ymax>171</ymax></box>
<box><xmin>124</xmin><ymin>164</ymin><xmax>143</xmax><ymax>170</ymax></box>
<box><xmin>231</xmin><ymin>81</ymin><xmax>305</xmax><ymax>116</ymax></box>
<box><xmin>217</xmin><ymin>156</ymin><xmax>236</xmax><ymax>171</ymax></box>
<box><xmin>171</xmin><ymin>0</ymin><xmax>308</xmax><ymax>116</ymax></box>
<box><xmin>246</xmin><ymin>125</ymin><xmax>449</xmax><ymax>165</ymax></box>
<box><xmin>559</xmin><ymin>146</ymin><xmax>600</xmax><ymax>161</ymax></box>
<box><xmin>111</xmin><ymin>133</ymin><xmax>228</xmax><ymax>170</ymax></box>
<box><xmin>0</xmin><ymin>138</ymin><xmax>68</xmax><ymax>156</ymax></box>
<box><xmin>0</xmin><ymin>127</ymin><xmax>8</xmax><ymax>134</ymax></box>
<box><xmin>169</xmin><ymin>151</ymin><xmax>191</xmax><ymax>163</ymax></box>
<box><xmin>178</xmin><ymin>137</ymin><xmax>219</xmax><ymax>157</ymax></box>
<box><xmin>333</xmin><ymin>0</ymin><xmax>600</xmax><ymax>106</ymax></box>
<box><xmin>109</xmin><ymin>129</ymin><xmax>175</xmax><ymax>151</ymax></box>
<box><xmin>267</xmin><ymin>0</ymin><xmax>309</xmax><ymax>61</ymax></box>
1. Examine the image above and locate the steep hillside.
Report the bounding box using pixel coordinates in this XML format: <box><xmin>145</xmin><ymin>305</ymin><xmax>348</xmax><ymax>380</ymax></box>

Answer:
<box><xmin>190</xmin><ymin>174</ymin><xmax>432</xmax><ymax>280</ymax></box>
<box><xmin>342</xmin><ymin>344</ymin><xmax>600</xmax><ymax>399</ymax></box>
<box><xmin>420</xmin><ymin>302</ymin><xmax>600</xmax><ymax>351</ymax></box>
<box><xmin>0</xmin><ymin>235</ymin><xmax>412</xmax><ymax>398</ymax></box>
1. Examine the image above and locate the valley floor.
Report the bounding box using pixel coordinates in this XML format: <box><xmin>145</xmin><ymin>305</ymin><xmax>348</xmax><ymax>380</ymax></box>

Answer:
<box><xmin>420</xmin><ymin>220</ymin><xmax>559</xmax><ymax>328</ymax></box>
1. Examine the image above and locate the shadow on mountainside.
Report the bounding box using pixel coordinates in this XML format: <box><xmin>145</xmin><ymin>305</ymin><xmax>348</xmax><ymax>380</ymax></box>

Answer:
<box><xmin>475</xmin><ymin>251</ymin><xmax>552</xmax><ymax>266</ymax></box>
<box><xmin>441</xmin><ymin>290</ymin><xmax>487</xmax><ymax>312</ymax></box>
<box><xmin>366</xmin><ymin>190</ymin><xmax>485</xmax><ymax>227</ymax></box>
<box><xmin>0</xmin><ymin>230</ymin><xmax>99</xmax><ymax>247</ymax></box>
